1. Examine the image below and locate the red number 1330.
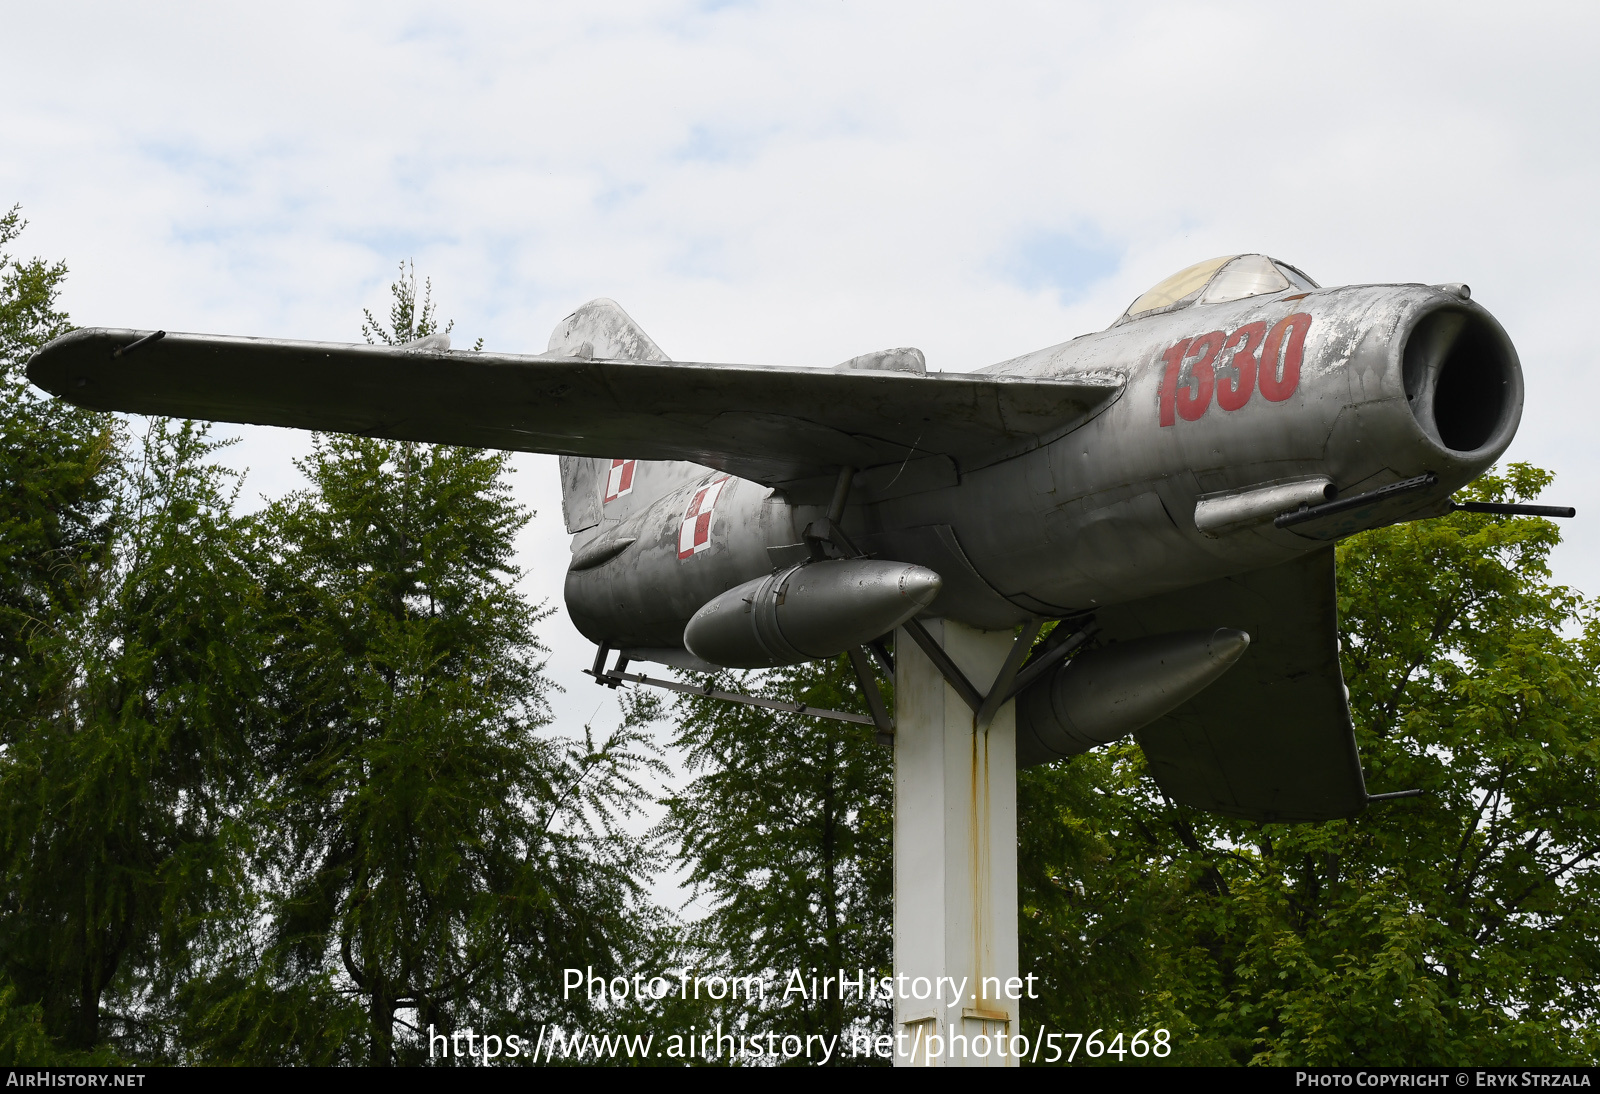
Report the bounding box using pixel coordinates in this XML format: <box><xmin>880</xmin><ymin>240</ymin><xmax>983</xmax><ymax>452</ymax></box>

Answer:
<box><xmin>1158</xmin><ymin>312</ymin><xmax>1312</xmax><ymax>427</ymax></box>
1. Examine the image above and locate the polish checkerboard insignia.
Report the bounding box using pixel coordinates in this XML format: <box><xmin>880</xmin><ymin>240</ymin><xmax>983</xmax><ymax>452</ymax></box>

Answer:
<box><xmin>678</xmin><ymin>474</ymin><xmax>731</xmax><ymax>559</ymax></box>
<box><xmin>604</xmin><ymin>458</ymin><xmax>636</xmax><ymax>503</ymax></box>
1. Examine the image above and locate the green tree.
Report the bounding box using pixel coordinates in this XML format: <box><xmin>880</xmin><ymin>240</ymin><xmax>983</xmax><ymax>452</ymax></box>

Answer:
<box><xmin>1015</xmin><ymin>746</ymin><xmax>1189</xmax><ymax>1054</ymax></box>
<box><xmin>0</xmin><ymin>206</ymin><xmax>106</xmax><ymax>1063</ymax></box>
<box><xmin>0</xmin><ymin>418</ymin><xmax>264</xmax><ymax>1058</ymax></box>
<box><xmin>1018</xmin><ymin>464</ymin><xmax>1600</xmax><ymax>1065</ymax></box>
<box><xmin>220</xmin><ymin>267</ymin><xmax>663</xmax><ymax>1065</ymax></box>
<box><xmin>0</xmin><ymin>208</ymin><xmax>264</xmax><ymax>1060</ymax></box>
<box><xmin>0</xmin><ymin>205</ymin><xmax>113</xmax><ymax>748</ymax></box>
<box><xmin>661</xmin><ymin>656</ymin><xmax>893</xmax><ymax>1063</ymax></box>
<box><xmin>359</xmin><ymin>260</ymin><xmax>482</xmax><ymax>352</ymax></box>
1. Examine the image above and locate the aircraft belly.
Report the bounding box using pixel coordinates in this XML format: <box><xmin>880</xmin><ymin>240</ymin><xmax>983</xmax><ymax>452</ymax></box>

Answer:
<box><xmin>565</xmin><ymin>474</ymin><xmax>796</xmax><ymax>648</ymax></box>
<box><xmin>855</xmin><ymin>524</ymin><xmax>1030</xmax><ymax>629</ymax></box>
<box><xmin>858</xmin><ymin>480</ymin><xmax>1320</xmax><ymax>627</ymax></box>
<box><xmin>868</xmin><ymin>392</ymin><xmax>1352</xmax><ymax>622</ymax></box>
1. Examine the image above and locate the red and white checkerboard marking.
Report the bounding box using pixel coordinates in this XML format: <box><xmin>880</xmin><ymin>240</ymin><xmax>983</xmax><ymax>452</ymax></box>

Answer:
<box><xmin>678</xmin><ymin>474</ymin><xmax>731</xmax><ymax>559</ymax></box>
<box><xmin>604</xmin><ymin>458</ymin><xmax>636</xmax><ymax>503</ymax></box>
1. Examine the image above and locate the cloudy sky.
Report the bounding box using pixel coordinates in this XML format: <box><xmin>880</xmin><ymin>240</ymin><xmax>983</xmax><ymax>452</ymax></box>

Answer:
<box><xmin>5</xmin><ymin>2</ymin><xmax>1596</xmax><ymax>899</ymax></box>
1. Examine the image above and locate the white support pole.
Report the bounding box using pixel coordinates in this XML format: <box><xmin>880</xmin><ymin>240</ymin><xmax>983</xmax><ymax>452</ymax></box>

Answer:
<box><xmin>892</xmin><ymin>619</ymin><xmax>1020</xmax><ymax>1068</ymax></box>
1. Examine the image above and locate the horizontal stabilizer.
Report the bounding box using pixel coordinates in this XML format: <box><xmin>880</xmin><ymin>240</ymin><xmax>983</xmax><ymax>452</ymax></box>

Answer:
<box><xmin>28</xmin><ymin>327</ymin><xmax>1121</xmax><ymax>493</ymax></box>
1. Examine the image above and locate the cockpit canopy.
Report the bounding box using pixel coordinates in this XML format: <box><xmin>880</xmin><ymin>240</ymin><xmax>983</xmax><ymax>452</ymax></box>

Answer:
<box><xmin>1116</xmin><ymin>254</ymin><xmax>1318</xmax><ymax>326</ymax></box>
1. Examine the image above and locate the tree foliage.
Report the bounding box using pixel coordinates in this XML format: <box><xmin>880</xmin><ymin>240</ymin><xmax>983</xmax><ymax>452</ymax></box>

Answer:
<box><xmin>360</xmin><ymin>260</ymin><xmax>482</xmax><ymax>352</ymax></box>
<box><xmin>661</xmin><ymin>656</ymin><xmax>893</xmax><ymax>1061</ymax></box>
<box><xmin>160</xmin><ymin>267</ymin><xmax>660</xmax><ymax>1066</ymax></box>
<box><xmin>0</xmin><ymin>236</ymin><xmax>668</xmax><ymax>1064</ymax></box>
<box><xmin>1</xmin><ymin>412</ymin><xmax>262</xmax><ymax>1058</ymax></box>
<box><xmin>0</xmin><ymin>205</ymin><xmax>112</xmax><ymax>748</ymax></box>
<box><xmin>1</xmin><ymin>210</ymin><xmax>262</xmax><ymax>1060</ymax></box>
<box><xmin>1018</xmin><ymin>465</ymin><xmax>1600</xmax><ymax>1065</ymax></box>
<box><xmin>243</xmin><ymin>431</ymin><xmax>662</xmax><ymax>1064</ymax></box>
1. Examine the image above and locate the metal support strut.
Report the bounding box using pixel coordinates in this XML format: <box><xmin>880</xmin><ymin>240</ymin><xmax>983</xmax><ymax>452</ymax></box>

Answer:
<box><xmin>816</xmin><ymin>464</ymin><xmax>896</xmax><ymax>741</ymax></box>
<box><xmin>586</xmin><ymin>653</ymin><xmax>877</xmax><ymax>727</ymax></box>
<box><xmin>805</xmin><ymin>466</ymin><xmax>862</xmax><ymax>559</ymax></box>
<box><xmin>848</xmin><ymin>646</ymin><xmax>895</xmax><ymax>745</ymax></box>
<box><xmin>899</xmin><ymin>614</ymin><xmax>1097</xmax><ymax>727</ymax></box>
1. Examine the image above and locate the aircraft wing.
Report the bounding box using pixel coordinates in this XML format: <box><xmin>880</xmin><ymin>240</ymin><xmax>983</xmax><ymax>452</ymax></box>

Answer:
<box><xmin>26</xmin><ymin>328</ymin><xmax>1122</xmax><ymax>494</ymax></box>
<box><xmin>1093</xmin><ymin>547</ymin><xmax>1369</xmax><ymax>822</ymax></box>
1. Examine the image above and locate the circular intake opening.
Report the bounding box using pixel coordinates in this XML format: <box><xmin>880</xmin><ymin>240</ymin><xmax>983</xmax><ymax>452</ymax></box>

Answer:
<box><xmin>1402</xmin><ymin>307</ymin><xmax>1520</xmax><ymax>455</ymax></box>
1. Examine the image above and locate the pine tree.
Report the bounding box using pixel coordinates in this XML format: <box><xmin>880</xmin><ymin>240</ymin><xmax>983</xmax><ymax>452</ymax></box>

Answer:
<box><xmin>0</xmin><ymin>205</ymin><xmax>112</xmax><ymax>749</ymax></box>
<box><xmin>227</xmin><ymin>266</ymin><xmax>663</xmax><ymax>1065</ymax></box>
<box><xmin>0</xmin><ymin>209</ymin><xmax>264</xmax><ymax>1060</ymax></box>
<box><xmin>661</xmin><ymin>656</ymin><xmax>893</xmax><ymax>1063</ymax></box>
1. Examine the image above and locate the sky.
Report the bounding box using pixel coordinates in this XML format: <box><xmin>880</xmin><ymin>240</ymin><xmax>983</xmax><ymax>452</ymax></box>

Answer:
<box><xmin>5</xmin><ymin>2</ymin><xmax>1598</xmax><ymax>907</ymax></box>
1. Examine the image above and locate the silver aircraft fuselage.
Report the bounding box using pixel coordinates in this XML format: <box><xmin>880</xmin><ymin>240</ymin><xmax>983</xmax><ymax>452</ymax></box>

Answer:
<box><xmin>564</xmin><ymin>280</ymin><xmax>1520</xmax><ymax>647</ymax></box>
<box><xmin>894</xmin><ymin>282</ymin><xmax>1517</xmax><ymax>612</ymax></box>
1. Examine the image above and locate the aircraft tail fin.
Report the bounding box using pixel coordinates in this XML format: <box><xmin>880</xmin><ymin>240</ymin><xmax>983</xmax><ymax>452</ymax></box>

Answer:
<box><xmin>548</xmin><ymin>298</ymin><xmax>667</xmax><ymax>362</ymax></box>
<box><xmin>552</xmin><ymin>301</ymin><xmax>710</xmax><ymax>536</ymax></box>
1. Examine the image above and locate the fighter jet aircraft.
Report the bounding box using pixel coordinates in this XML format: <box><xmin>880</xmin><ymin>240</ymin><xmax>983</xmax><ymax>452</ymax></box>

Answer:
<box><xmin>27</xmin><ymin>254</ymin><xmax>1557</xmax><ymax>823</ymax></box>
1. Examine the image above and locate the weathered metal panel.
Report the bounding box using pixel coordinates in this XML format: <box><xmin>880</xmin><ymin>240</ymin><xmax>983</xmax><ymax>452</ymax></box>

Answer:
<box><xmin>563</xmin><ymin>473</ymin><xmax>798</xmax><ymax>648</ymax></box>
<box><xmin>26</xmin><ymin>329</ymin><xmax>1121</xmax><ymax>490</ymax></box>
<box><xmin>558</xmin><ymin>455</ymin><xmax>603</xmax><ymax>534</ymax></box>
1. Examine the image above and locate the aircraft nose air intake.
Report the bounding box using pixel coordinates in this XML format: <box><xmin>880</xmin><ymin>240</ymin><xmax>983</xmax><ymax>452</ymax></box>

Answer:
<box><xmin>684</xmin><ymin>559</ymin><xmax>943</xmax><ymax>669</ymax></box>
<box><xmin>1401</xmin><ymin>302</ymin><xmax>1522</xmax><ymax>457</ymax></box>
<box><xmin>1015</xmin><ymin>628</ymin><xmax>1251</xmax><ymax>766</ymax></box>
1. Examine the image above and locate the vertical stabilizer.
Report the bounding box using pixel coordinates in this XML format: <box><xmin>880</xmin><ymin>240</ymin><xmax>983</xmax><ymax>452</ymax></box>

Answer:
<box><xmin>551</xmin><ymin>301</ymin><xmax>713</xmax><ymax>536</ymax></box>
<box><xmin>548</xmin><ymin>298</ymin><xmax>667</xmax><ymax>362</ymax></box>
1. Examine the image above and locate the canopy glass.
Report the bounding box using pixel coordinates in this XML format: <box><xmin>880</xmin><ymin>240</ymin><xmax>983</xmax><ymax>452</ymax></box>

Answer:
<box><xmin>1120</xmin><ymin>254</ymin><xmax>1319</xmax><ymax>324</ymax></box>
